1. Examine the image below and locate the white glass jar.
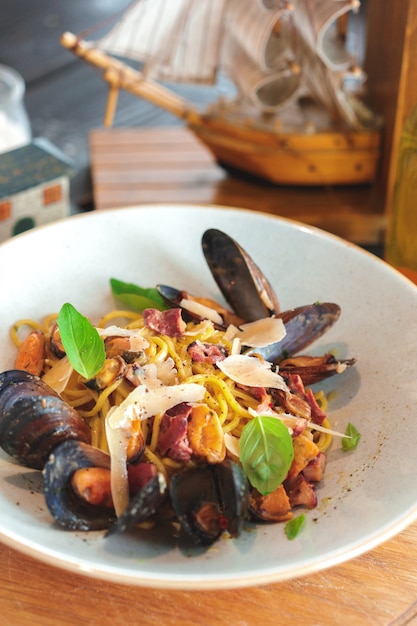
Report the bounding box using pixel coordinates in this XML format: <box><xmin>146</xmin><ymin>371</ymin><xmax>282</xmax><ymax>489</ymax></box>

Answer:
<box><xmin>0</xmin><ymin>64</ymin><xmax>32</xmax><ymax>154</ymax></box>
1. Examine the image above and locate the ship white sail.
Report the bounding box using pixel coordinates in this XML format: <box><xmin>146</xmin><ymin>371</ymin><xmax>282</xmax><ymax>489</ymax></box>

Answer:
<box><xmin>294</xmin><ymin>0</ymin><xmax>368</xmax><ymax>127</ymax></box>
<box><xmin>96</xmin><ymin>0</ymin><xmax>226</xmax><ymax>84</ymax></box>
<box><xmin>90</xmin><ymin>0</ymin><xmax>372</xmax><ymax>128</ymax></box>
<box><xmin>220</xmin><ymin>0</ymin><xmax>300</xmax><ymax>112</ymax></box>
<box><xmin>296</xmin><ymin>0</ymin><xmax>360</xmax><ymax>70</ymax></box>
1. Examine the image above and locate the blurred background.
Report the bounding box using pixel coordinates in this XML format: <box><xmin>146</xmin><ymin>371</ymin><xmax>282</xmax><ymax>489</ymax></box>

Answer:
<box><xmin>0</xmin><ymin>0</ymin><xmax>374</xmax><ymax>213</ymax></box>
<box><xmin>1</xmin><ymin>0</ymin><xmax>415</xmax><ymax>263</ymax></box>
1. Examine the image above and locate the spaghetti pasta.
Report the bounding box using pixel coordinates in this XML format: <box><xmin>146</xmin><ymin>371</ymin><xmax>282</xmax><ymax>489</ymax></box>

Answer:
<box><xmin>8</xmin><ymin>301</ymin><xmax>344</xmax><ymax>536</ymax></box>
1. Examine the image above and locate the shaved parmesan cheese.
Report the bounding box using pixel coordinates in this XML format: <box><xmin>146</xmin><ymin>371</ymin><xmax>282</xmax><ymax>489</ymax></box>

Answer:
<box><xmin>234</xmin><ymin>317</ymin><xmax>286</xmax><ymax>348</ymax></box>
<box><xmin>155</xmin><ymin>357</ymin><xmax>178</xmax><ymax>385</ymax></box>
<box><xmin>42</xmin><ymin>355</ymin><xmax>73</xmax><ymax>394</ymax></box>
<box><xmin>97</xmin><ymin>325</ymin><xmax>148</xmax><ymax>343</ymax></box>
<box><xmin>105</xmin><ymin>414</ymin><xmax>129</xmax><ymax>517</ymax></box>
<box><xmin>259</xmin><ymin>288</ymin><xmax>275</xmax><ymax>312</ymax></box>
<box><xmin>180</xmin><ymin>298</ymin><xmax>223</xmax><ymax>325</ymax></box>
<box><xmin>132</xmin><ymin>360</ymin><xmax>177</xmax><ymax>388</ymax></box>
<box><xmin>231</xmin><ymin>337</ymin><xmax>241</xmax><ymax>355</ymax></box>
<box><xmin>306</xmin><ymin>421</ymin><xmax>350</xmax><ymax>439</ymax></box>
<box><xmin>336</xmin><ymin>362</ymin><xmax>347</xmax><ymax>374</ymax></box>
<box><xmin>217</xmin><ymin>354</ymin><xmax>289</xmax><ymax>391</ymax></box>
<box><xmin>224</xmin><ymin>432</ymin><xmax>240</xmax><ymax>458</ymax></box>
<box><xmin>223</xmin><ymin>324</ymin><xmax>239</xmax><ymax>342</ymax></box>
<box><xmin>248</xmin><ymin>407</ymin><xmax>349</xmax><ymax>439</ymax></box>
<box><xmin>107</xmin><ymin>383</ymin><xmax>205</xmax><ymax>429</ymax></box>
<box><xmin>96</xmin><ymin>326</ymin><xmax>149</xmax><ymax>352</ymax></box>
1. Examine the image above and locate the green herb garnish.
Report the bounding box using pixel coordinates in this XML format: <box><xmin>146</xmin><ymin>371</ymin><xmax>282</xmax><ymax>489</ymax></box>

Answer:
<box><xmin>110</xmin><ymin>278</ymin><xmax>167</xmax><ymax>312</ymax></box>
<box><xmin>240</xmin><ymin>415</ymin><xmax>294</xmax><ymax>495</ymax></box>
<box><xmin>285</xmin><ymin>514</ymin><xmax>306</xmax><ymax>540</ymax></box>
<box><xmin>342</xmin><ymin>422</ymin><xmax>361</xmax><ymax>451</ymax></box>
<box><xmin>57</xmin><ymin>303</ymin><xmax>105</xmax><ymax>379</ymax></box>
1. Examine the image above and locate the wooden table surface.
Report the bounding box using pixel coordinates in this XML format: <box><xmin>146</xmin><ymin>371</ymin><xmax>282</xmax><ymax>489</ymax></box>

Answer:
<box><xmin>2</xmin><ymin>521</ymin><xmax>417</xmax><ymax>626</ymax></box>
<box><xmin>2</xmin><ymin>2</ymin><xmax>416</xmax><ymax>624</ymax></box>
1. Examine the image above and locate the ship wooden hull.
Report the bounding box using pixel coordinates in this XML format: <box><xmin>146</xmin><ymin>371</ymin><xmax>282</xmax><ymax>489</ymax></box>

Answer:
<box><xmin>191</xmin><ymin>116</ymin><xmax>381</xmax><ymax>186</ymax></box>
<box><xmin>60</xmin><ymin>32</ymin><xmax>381</xmax><ymax>187</ymax></box>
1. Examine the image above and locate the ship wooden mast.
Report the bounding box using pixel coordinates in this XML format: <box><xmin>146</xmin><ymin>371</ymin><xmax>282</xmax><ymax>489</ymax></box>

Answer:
<box><xmin>61</xmin><ymin>32</ymin><xmax>202</xmax><ymax>128</ymax></box>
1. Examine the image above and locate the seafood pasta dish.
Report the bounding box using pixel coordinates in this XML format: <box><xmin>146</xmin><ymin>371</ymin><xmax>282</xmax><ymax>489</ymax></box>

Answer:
<box><xmin>0</xmin><ymin>229</ymin><xmax>358</xmax><ymax>546</ymax></box>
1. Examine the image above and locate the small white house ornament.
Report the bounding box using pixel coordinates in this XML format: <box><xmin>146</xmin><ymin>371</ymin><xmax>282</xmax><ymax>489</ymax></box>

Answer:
<box><xmin>0</xmin><ymin>138</ymin><xmax>75</xmax><ymax>242</ymax></box>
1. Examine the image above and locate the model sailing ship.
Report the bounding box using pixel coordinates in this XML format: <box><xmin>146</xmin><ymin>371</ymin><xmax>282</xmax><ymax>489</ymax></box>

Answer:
<box><xmin>61</xmin><ymin>0</ymin><xmax>381</xmax><ymax>185</ymax></box>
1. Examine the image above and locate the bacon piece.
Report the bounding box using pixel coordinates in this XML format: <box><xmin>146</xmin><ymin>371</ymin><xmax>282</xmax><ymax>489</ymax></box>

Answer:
<box><xmin>143</xmin><ymin>308</ymin><xmax>186</xmax><ymax>337</ymax></box>
<box><xmin>303</xmin><ymin>452</ymin><xmax>326</xmax><ymax>482</ymax></box>
<box><xmin>272</xmin><ymin>388</ymin><xmax>311</xmax><ymax>420</ymax></box>
<box><xmin>157</xmin><ymin>402</ymin><xmax>193</xmax><ymax>463</ymax></box>
<box><xmin>283</xmin><ymin>373</ymin><xmax>327</xmax><ymax>425</ymax></box>
<box><xmin>127</xmin><ymin>462</ymin><xmax>158</xmax><ymax>495</ymax></box>
<box><xmin>287</xmin><ymin>416</ymin><xmax>309</xmax><ymax>437</ymax></box>
<box><xmin>237</xmin><ymin>383</ymin><xmax>269</xmax><ymax>404</ymax></box>
<box><xmin>306</xmin><ymin>388</ymin><xmax>327</xmax><ymax>425</ymax></box>
<box><xmin>187</xmin><ymin>340</ymin><xmax>227</xmax><ymax>364</ymax></box>
<box><xmin>286</xmin><ymin>373</ymin><xmax>305</xmax><ymax>396</ymax></box>
<box><xmin>285</xmin><ymin>474</ymin><xmax>318</xmax><ymax>509</ymax></box>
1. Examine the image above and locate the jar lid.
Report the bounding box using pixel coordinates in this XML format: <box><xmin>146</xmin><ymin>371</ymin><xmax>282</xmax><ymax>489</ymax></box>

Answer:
<box><xmin>0</xmin><ymin>64</ymin><xmax>25</xmax><ymax>104</ymax></box>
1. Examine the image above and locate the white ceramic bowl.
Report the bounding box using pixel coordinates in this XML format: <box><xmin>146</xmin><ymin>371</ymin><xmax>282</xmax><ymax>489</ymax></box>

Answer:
<box><xmin>0</xmin><ymin>204</ymin><xmax>416</xmax><ymax>590</ymax></box>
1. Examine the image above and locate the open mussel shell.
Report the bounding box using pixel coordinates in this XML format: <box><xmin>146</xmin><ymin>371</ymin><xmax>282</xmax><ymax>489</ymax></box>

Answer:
<box><xmin>279</xmin><ymin>354</ymin><xmax>357</xmax><ymax>386</ymax></box>
<box><xmin>156</xmin><ymin>285</ymin><xmax>203</xmax><ymax>324</ymax></box>
<box><xmin>0</xmin><ymin>369</ymin><xmax>58</xmax><ymax>411</ymax></box>
<box><xmin>247</xmin><ymin>302</ymin><xmax>341</xmax><ymax>363</ymax></box>
<box><xmin>202</xmin><ymin>228</ymin><xmax>280</xmax><ymax>322</ymax></box>
<box><xmin>277</xmin><ymin>302</ymin><xmax>341</xmax><ymax>358</ymax></box>
<box><xmin>157</xmin><ymin>284</ymin><xmax>243</xmax><ymax>328</ymax></box>
<box><xmin>169</xmin><ymin>460</ymin><xmax>249</xmax><ymax>546</ymax></box>
<box><xmin>0</xmin><ymin>369</ymin><xmax>91</xmax><ymax>470</ymax></box>
<box><xmin>43</xmin><ymin>440</ymin><xmax>116</xmax><ymax>531</ymax></box>
<box><xmin>106</xmin><ymin>472</ymin><xmax>167</xmax><ymax>536</ymax></box>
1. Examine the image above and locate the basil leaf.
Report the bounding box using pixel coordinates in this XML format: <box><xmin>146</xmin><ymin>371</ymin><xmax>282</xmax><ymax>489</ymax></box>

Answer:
<box><xmin>240</xmin><ymin>415</ymin><xmax>294</xmax><ymax>495</ymax></box>
<box><xmin>57</xmin><ymin>303</ymin><xmax>105</xmax><ymax>379</ymax></box>
<box><xmin>342</xmin><ymin>422</ymin><xmax>361</xmax><ymax>451</ymax></box>
<box><xmin>285</xmin><ymin>514</ymin><xmax>306</xmax><ymax>540</ymax></box>
<box><xmin>110</xmin><ymin>278</ymin><xmax>167</xmax><ymax>312</ymax></box>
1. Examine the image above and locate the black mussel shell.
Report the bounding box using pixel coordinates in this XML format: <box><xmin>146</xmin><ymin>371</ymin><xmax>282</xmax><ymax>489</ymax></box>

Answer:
<box><xmin>202</xmin><ymin>228</ymin><xmax>280</xmax><ymax>322</ymax></box>
<box><xmin>156</xmin><ymin>285</ymin><xmax>200</xmax><ymax>323</ymax></box>
<box><xmin>0</xmin><ymin>395</ymin><xmax>91</xmax><ymax>470</ymax></box>
<box><xmin>156</xmin><ymin>284</ymin><xmax>185</xmax><ymax>309</ymax></box>
<box><xmin>0</xmin><ymin>369</ymin><xmax>59</xmax><ymax>411</ymax></box>
<box><xmin>106</xmin><ymin>472</ymin><xmax>167</xmax><ymax>536</ymax></box>
<box><xmin>169</xmin><ymin>460</ymin><xmax>249</xmax><ymax>546</ymax></box>
<box><xmin>247</xmin><ymin>302</ymin><xmax>341</xmax><ymax>363</ymax></box>
<box><xmin>43</xmin><ymin>440</ymin><xmax>116</xmax><ymax>531</ymax></box>
<box><xmin>279</xmin><ymin>354</ymin><xmax>357</xmax><ymax>386</ymax></box>
<box><xmin>156</xmin><ymin>284</ymin><xmax>228</xmax><ymax>327</ymax></box>
<box><xmin>277</xmin><ymin>303</ymin><xmax>341</xmax><ymax>358</ymax></box>
<box><xmin>0</xmin><ymin>370</ymin><xmax>91</xmax><ymax>470</ymax></box>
